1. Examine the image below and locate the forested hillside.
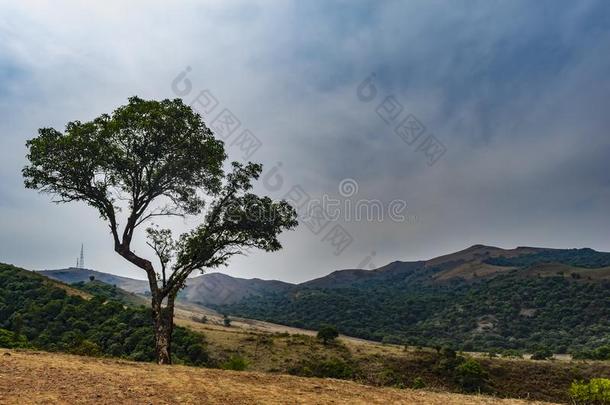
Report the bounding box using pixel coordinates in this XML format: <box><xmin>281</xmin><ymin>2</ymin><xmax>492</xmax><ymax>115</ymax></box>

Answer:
<box><xmin>0</xmin><ymin>263</ymin><xmax>210</xmax><ymax>365</ymax></box>
<box><xmin>219</xmin><ymin>248</ymin><xmax>610</xmax><ymax>355</ymax></box>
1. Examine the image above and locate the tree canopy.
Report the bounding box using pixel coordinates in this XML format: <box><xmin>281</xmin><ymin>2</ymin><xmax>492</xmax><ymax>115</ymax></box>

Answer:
<box><xmin>23</xmin><ymin>96</ymin><xmax>298</xmax><ymax>363</ymax></box>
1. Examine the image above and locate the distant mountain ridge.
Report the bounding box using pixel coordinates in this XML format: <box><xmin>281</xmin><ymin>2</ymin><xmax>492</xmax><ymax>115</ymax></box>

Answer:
<box><xmin>214</xmin><ymin>244</ymin><xmax>610</xmax><ymax>352</ymax></box>
<box><xmin>38</xmin><ymin>268</ymin><xmax>150</xmax><ymax>294</ymax></box>
<box><xmin>37</xmin><ymin>244</ymin><xmax>610</xmax><ymax>353</ymax></box>
<box><xmin>38</xmin><ymin>244</ymin><xmax>610</xmax><ymax>352</ymax></box>
<box><xmin>298</xmin><ymin>245</ymin><xmax>594</xmax><ymax>289</ymax></box>
<box><xmin>40</xmin><ymin>244</ymin><xmax>610</xmax><ymax>306</ymax></box>
<box><xmin>180</xmin><ymin>272</ymin><xmax>293</xmax><ymax>306</ymax></box>
<box><xmin>38</xmin><ymin>268</ymin><xmax>294</xmax><ymax>306</ymax></box>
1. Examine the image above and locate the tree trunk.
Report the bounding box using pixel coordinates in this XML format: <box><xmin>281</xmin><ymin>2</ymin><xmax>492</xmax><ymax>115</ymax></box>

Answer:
<box><xmin>152</xmin><ymin>298</ymin><xmax>175</xmax><ymax>365</ymax></box>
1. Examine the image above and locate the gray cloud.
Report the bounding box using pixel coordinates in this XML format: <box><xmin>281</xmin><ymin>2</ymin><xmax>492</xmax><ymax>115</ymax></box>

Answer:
<box><xmin>0</xmin><ymin>0</ymin><xmax>609</xmax><ymax>283</ymax></box>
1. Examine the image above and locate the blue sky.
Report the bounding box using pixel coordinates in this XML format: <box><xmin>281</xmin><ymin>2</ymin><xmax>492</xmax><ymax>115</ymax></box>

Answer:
<box><xmin>1</xmin><ymin>0</ymin><xmax>609</xmax><ymax>282</ymax></box>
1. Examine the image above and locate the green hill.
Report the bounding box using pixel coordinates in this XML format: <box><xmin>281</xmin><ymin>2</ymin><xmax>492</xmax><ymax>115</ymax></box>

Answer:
<box><xmin>69</xmin><ymin>280</ymin><xmax>149</xmax><ymax>306</ymax></box>
<box><xmin>218</xmin><ymin>246</ymin><xmax>610</xmax><ymax>355</ymax></box>
<box><xmin>38</xmin><ymin>268</ymin><xmax>150</xmax><ymax>294</ymax></box>
<box><xmin>0</xmin><ymin>263</ymin><xmax>210</xmax><ymax>365</ymax></box>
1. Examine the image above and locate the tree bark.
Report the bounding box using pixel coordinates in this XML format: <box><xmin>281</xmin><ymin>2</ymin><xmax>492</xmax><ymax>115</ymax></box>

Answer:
<box><xmin>152</xmin><ymin>297</ymin><xmax>175</xmax><ymax>365</ymax></box>
<box><xmin>115</xmin><ymin>244</ymin><xmax>175</xmax><ymax>365</ymax></box>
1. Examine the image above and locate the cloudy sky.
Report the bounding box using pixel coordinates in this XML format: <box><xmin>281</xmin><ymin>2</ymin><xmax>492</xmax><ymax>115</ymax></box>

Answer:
<box><xmin>1</xmin><ymin>0</ymin><xmax>609</xmax><ymax>283</ymax></box>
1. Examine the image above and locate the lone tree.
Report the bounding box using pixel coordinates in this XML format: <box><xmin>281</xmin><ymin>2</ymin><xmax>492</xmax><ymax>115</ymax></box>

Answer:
<box><xmin>317</xmin><ymin>324</ymin><xmax>339</xmax><ymax>345</ymax></box>
<box><xmin>23</xmin><ymin>96</ymin><xmax>298</xmax><ymax>364</ymax></box>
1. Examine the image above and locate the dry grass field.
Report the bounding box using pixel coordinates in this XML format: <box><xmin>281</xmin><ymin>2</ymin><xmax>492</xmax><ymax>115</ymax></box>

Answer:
<box><xmin>171</xmin><ymin>305</ymin><xmax>610</xmax><ymax>403</ymax></box>
<box><xmin>173</xmin><ymin>302</ymin><xmax>579</xmax><ymax>365</ymax></box>
<box><xmin>0</xmin><ymin>349</ymin><xmax>556</xmax><ymax>405</ymax></box>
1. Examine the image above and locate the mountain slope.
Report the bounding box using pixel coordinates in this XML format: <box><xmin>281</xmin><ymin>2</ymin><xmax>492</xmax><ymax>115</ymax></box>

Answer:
<box><xmin>38</xmin><ymin>268</ymin><xmax>150</xmax><ymax>294</ymax></box>
<box><xmin>0</xmin><ymin>263</ymin><xmax>210</xmax><ymax>365</ymax></box>
<box><xmin>217</xmin><ymin>245</ymin><xmax>610</xmax><ymax>353</ymax></box>
<box><xmin>39</xmin><ymin>268</ymin><xmax>293</xmax><ymax>306</ymax></box>
<box><xmin>179</xmin><ymin>273</ymin><xmax>293</xmax><ymax>306</ymax></box>
<box><xmin>300</xmin><ymin>245</ymin><xmax>553</xmax><ymax>289</ymax></box>
<box><xmin>37</xmin><ymin>245</ymin><xmax>610</xmax><ymax>354</ymax></box>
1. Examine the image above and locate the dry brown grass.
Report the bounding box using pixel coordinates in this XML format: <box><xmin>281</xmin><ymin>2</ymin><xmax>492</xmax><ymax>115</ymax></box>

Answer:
<box><xmin>173</xmin><ymin>309</ymin><xmax>610</xmax><ymax>403</ymax></box>
<box><xmin>433</xmin><ymin>262</ymin><xmax>515</xmax><ymax>281</ymax></box>
<box><xmin>173</xmin><ymin>304</ymin><xmax>413</xmax><ymax>373</ymax></box>
<box><xmin>45</xmin><ymin>279</ymin><xmax>93</xmax><ymax>299</ymax></box>
<box><xmin>0</xmin><ymin>350</ymin><xmax>555</xmax><ymax>405</ymax></box>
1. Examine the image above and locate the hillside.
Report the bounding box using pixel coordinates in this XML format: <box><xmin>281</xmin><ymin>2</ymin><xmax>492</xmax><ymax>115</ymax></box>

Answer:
<box><xmin>70</xmin><ymin>280</ymin><xmax>149</xmax><ymax>307</ymax></box>
<box><xmin>0</xmin><ymin>263</ymin><xmax>210</xmax><ymax>365</ymax></box>
<box><xmin>0</xmin><ymin>349</ymin><xmax>556</xmax><ymax>404</ymax></box>
<box><xmin>36</xmin><ymin>245</ymin><xmax>610</xmax><ymax>354</ymax></box>
<box><xmin>179</xmin><ymin>273</ymin><xmax>293</xmax><ymax>306</ymax></box>
<box><xmin>38</xmin><ymin>268</ymin><xmax>150</xmax><ymax>294</ymax></box>
<box><xmin>217</xmin><ymin>245</ymin><xmax>610</xmax><ymax>353</ymax></box>
<box><xmin>39</xmin><ymin>268</ymin><xmax>293</xmax><ymax>306</ymax></box>
<box><xmin>3</xmin><ymin>261</ymin><xmax>610</xmax><ymax>403</ymax></box>
<box><xmin>173</xmin><ymin>307</ymin><xmax>610</xmax><ymax>403</ymax></box>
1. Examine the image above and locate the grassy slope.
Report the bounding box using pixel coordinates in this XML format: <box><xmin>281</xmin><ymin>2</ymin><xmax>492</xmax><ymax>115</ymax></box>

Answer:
<box><xmin>70</xmin><ymin>280</ymin><xmax>149</xmax><ymax>307</ymax></box>
<box><xmin>175</xmin><ymin>314</ymin><xmax>610</xmax><ymax>404</ymax></box>
<box><xmin>42</xmin><ymin>278</ymin><xmax>93</xmax><ymax>300</ymax></box>
<box><xmin>0</xmin><ymin>349</ymin><xmax>555</xmax><ymax>405</ymax></box>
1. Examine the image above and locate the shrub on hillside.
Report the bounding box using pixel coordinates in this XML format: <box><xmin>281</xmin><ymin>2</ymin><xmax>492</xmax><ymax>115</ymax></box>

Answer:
<box><xmin>435</xmin><ymin>346</ymin><xmax>464</xmax><ymax>374</ymax></box>
<box><xmin>501</xmin><ymin>349</ymin><xmax>523</xmax><ymax>359</ymax></box>
<box><xmin>411</xmin><ymin>377</ymin><xmax>426</xmax><ymax>389</ymax></box>
<box><xmin>192</xmin><ymin>315</ymin><xmax>208</xmax><ymax>324</ymax></box>
<box><xmin>573</xmin><ymin>345</ymin><xmax>610</xmax><ymax>361</ymax></box>
<box><xmin>317</xmin><ymin>324</ymin><xmax>339</xmax><ymax>345</ymax></box>
<box><xmin>222</xmin><ymin>354</ymin><xmax>248</xmax><ymax>371</ymax></box>
<box><xmin>0</xmin><ymin>328</ymin><xmax>29</xmax><ymax>349</ymax></box>
<box><xmin>531</xmin><ymin>348</ymin><xmax>553</xmax><ymax>360</ymax></box>
<box><xmin>569</xmin><ymin>378</ymin><xmax>610</xmax><ymax>404</ymax></box>
<box><xmin>375</xmin><ymin>367</ymin><xmax>402</xmax><ymax>387</ymax></box>
<box><xmin>454</xmin><ymin>358</ymin><xmax>488</xmax><ymax>392</ymax></box>
<box><xmin>71</xmin><ymin>339</ymin><xmax>102</xmax><ymax>357</ymax></box>
<box><xmin>289</xmin><ymin>357</ymin><xmax>355</xmax><ymax>379</ymax></box>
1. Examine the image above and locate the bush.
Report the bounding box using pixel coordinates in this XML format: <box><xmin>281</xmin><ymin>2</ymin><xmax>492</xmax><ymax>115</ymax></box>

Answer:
<box><xmin>186</xmin><ymin>343</ymin><xmax>210</xmax><ymax>366</ymax></box>
<box><xmin>454</xmin><ymin>358</ymin><xmax>487</xmax><ymax>392</ymax></box>
<box><xmin>317</xmin><ymin>324</ymin><xmax>339</xmax><ymax>345</ymax></box>
<box><xmin>289</xmin><ymin>357</ymin><xmax>355</xmax><ymax>379</ymax></box>
<box><xmin>71</xmin><ymin>339</ymin><xmax>101</xmax><ymax>357</ymax></box>
<box><xmin>436</xmin><ymin>346</ymin><xmax>464</xmax><ymax>374</ymax></box>
<box><xmin>569</xmin><ymin>378</ymin><xmax>610</xmax><ymax>404</ymax></box>
<box><xmin>531</xmin><ymin>348</ymin><xmax>553</xmax><ymax>360</ymax></box>
<box><xmin>222</xmin><ymin>355</ymin><xmax>248</xmax><ymax>371</ymax></box>
<box><xmin>412</xmin><ymin>377</ymin><xmax>426</xmax><ymax>389</ymax></box>
<box><xmin>0</xmin><ymin>328</ymin><xmax>29</xmax><ymax>349</ymax></box>
<box><xmin>501</xmin><ymin>349</ymin><xmax>523</xmax><ymax>359</ymax></box>
<box><xmin>311</xmin><ymin>358</ymin><xmax>354</xmax><ymax>379</ymax></box>
<box><xmin>573</xmin><ymin>345</ymin><xmax>610</xmax><ymax>361</ymax></box>
<box><xmin>377</xmin><ymin>367</ymin><xmax>401</xmax><ymax>386</ymax></box>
